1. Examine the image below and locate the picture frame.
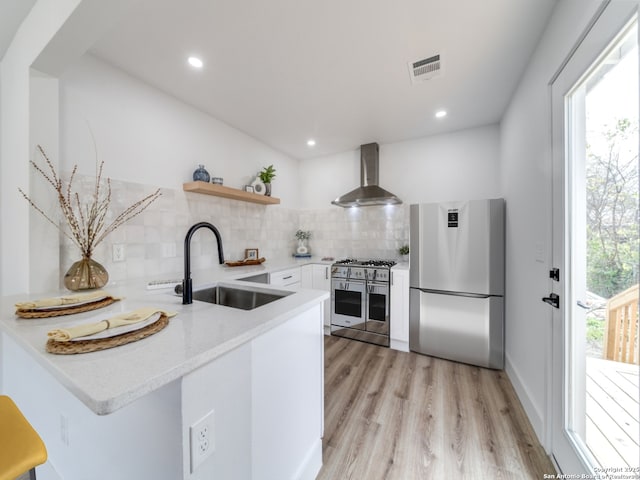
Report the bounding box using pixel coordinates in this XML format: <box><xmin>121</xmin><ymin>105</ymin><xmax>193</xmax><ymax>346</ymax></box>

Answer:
<box><xmin>245</xmin><ymin>248</ymin><xmax>259</xmax><ymax>260</ymax></box>
<box><xmin>244</xmin><ymin>185</ymin><xmax>254</xmax><ymax>193</ymax></box>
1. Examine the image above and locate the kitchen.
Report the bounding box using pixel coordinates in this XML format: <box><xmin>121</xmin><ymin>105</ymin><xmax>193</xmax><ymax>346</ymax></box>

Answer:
<box><xmin>1</xmin><ymin>1</ymin><xmax>637</xmax><ymax>479</ymax></box>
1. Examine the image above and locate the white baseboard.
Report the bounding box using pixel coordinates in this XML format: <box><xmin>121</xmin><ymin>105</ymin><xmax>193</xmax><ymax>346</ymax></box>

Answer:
<box><xmin>505</xmin><ymin>352</ymin><xmax>547</xmax><ymax>450</ymax></box>
<box><xmin>390</xmin><ymin>339</ymin><xmax>409</xmax><ymax>352</ymax></box>
<box><xmin>294</xmin><ymin>438</ymin><xmax>322</xmax><ymax>480</ymax></box>
<box><xmin>39</xmin><ymin>461</ymin><xmax>63</xmax><ymax>480</ymax></box>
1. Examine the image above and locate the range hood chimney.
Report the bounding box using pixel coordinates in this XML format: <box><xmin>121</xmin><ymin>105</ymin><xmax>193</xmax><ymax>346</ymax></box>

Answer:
<box><xmin>331</xmin><ymin>143</ymin><xmax>402</xmax><ymax>208</ymax></box>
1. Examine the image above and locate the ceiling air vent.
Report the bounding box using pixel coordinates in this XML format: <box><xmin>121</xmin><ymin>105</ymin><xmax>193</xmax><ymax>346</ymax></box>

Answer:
<box><xmin>408</xmin><ymin>54</ymin><xmax>442</xmax><ymax>84</ymax></box>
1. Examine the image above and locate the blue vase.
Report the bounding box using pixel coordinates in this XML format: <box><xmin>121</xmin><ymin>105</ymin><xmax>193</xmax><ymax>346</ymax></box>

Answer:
<box><xmin>193</xmin><ymin>165</ymin><xmax>210</xmax><ymax>182</ymax></box>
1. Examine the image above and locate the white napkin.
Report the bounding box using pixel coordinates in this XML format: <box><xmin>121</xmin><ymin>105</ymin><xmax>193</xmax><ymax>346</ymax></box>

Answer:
<box><xmin>16</xmin><ymin>290</ymin><xmax>119</xmax><ymax>310</ymax></box>
<box><xmin>47</xmin><ymin>307</ymin><xmax>177</xmax><ymax>342</ymax></box>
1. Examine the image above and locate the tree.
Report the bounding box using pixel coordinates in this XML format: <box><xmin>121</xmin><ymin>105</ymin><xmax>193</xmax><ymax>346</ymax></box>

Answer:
<box><xmin>586</xmin><ymin>118</ymin><xmax>639</xmax><ymax>298</ymax></box>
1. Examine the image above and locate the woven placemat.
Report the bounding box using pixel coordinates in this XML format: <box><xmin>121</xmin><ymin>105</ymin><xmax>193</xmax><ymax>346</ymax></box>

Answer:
<box><xmin>46</xmin><ymin>314</ymin><xmax>170</xmax><ymax>355</ymax></box>
<box><xmin>16</xmin><ymin>297</ymin><xmax>119</xmax><ymax>319</ymax></box>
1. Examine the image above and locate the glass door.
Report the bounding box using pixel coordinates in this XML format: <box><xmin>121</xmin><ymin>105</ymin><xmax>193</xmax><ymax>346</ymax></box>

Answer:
<box><xmin>366</xmin><ymin>283</ymin><xmax>390</xmax><ymax>335</ymax></box>
<box><xmin>332</xmin><ymin>280</ymin><xmax>366</xmax><ymax>329</ymax></box>
<box><xmin>550</xmin><ymin>2</ymin><xmax>639</xmax><ymax>474</ymax></box>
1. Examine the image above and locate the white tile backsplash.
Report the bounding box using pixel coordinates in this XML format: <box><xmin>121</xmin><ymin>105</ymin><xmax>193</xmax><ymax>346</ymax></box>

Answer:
<box><xmin>297</xmin><ymin>204</ymin><xmax>409</xmax><ymax>261</ymax></box>
<box><xmin>58</xmin><ymin>176</ymin><xmax>410</xmax><ymax>285</ymax></box>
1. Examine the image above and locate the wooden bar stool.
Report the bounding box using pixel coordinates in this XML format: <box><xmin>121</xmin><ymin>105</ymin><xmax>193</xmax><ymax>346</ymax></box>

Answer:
<box><xmin>0</xmin><ymin>395</ymin><xmax>47</xmax><ymax>480</ymax></box>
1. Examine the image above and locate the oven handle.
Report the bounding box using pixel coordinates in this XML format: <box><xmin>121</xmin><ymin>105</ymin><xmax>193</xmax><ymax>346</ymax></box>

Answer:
<box><xmin>367</xmin><ymin>283</ymin><xmax>390</xmax><ymax>293</ymax></box>
<box><xmin>332</xmin><ymin>279</ymin><xmax>366</xmax><ymax>291</ymax></box>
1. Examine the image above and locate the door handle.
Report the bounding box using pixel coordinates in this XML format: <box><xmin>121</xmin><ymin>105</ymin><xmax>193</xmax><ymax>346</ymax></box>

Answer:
<box><xmin>577</xmin><ymin>300</ymin><xmax>589</xmax><ymax>310</ymax></box>
<box><xmin>542</xmin><ymin>293</ymin><xmax>560</xmax><ymax>309</ymax></box>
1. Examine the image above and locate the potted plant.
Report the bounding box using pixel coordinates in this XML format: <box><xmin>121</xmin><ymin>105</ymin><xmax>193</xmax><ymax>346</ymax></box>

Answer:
<box><xmin>398</xmin><ymin>245</ymin><xmax>409</xmax><ymax>260</ymax></box>
<box><xmin>258</xmin><ymin>165</ymin><xmax>276</xmax><ymax>196</ymax></box>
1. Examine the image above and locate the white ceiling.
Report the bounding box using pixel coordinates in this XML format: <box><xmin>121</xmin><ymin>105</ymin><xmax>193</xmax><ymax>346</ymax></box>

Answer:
<box><xmin>0</xmin><ymin>0</ymin><xmax>37</xmax><ymax>61</ymax></box>
<box><xmin>91</xmin><ymin>0</ymin><xmax>555</xmax><ymax>160</ymax></box>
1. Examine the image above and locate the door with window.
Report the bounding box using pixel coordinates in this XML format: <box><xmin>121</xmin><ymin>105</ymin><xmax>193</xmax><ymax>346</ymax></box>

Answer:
<box><xmin>550</xmin><ymin>1</ymin><xmax>639</xmax><ymax>474</ymax></box>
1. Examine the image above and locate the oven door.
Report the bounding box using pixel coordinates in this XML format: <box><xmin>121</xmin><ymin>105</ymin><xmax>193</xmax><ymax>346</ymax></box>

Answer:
<box><xmin>366</xmin><ymin>282</ymin><xmax>390</xmax><ymax>335</ymax></box>
<box><xmin>331</xmin><ymin>279</ymin><xmax>366</xmax><ymax>330</ymax></box>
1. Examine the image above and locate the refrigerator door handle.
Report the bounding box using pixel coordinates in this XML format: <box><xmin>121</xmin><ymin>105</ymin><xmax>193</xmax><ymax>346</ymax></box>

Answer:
<box><xmin>413</xmin><ymin>287</ymin><xmax>492</xmax><ymax>299</ymax></box>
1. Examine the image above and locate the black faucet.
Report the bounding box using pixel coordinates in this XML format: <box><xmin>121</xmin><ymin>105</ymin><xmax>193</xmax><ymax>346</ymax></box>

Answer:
<box><xmin>182</xmin><ymin>222</ymin><xmax>225</xmax><ymax>304</ymax></box>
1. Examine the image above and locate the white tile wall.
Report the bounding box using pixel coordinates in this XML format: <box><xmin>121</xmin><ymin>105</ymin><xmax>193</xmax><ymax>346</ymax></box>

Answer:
<box><xmin>59</xmin><ymin>176</ymin><xmax>410</xmax><ymax>284</ymax></box>
<box><xmin>298</xmin><ymin>205</ymin><xmax>409</xmax><ymax>261</ymax></box>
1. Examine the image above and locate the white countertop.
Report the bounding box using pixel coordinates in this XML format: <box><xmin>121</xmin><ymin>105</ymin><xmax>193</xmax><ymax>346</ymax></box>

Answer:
<box><xmin>0</xmin><ymin>258</ymin><xmax>330</xmax><ymax>415</ymax></box>
<box><xmin>393</xmin><ymin>261</ymin><xmax>410</xmax><ymax>272</ymax></box>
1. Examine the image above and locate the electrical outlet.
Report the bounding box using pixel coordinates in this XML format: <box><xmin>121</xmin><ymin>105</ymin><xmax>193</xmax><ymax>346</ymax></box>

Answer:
<box><xmin>112</xmin><ymin>244</ymin><xmax>125</xmax><ymax>262</ymax></box>
<box><xmin>190</xmin><ymin>410</ymin><xmax>215</xmax><ymax>472</ymax></box>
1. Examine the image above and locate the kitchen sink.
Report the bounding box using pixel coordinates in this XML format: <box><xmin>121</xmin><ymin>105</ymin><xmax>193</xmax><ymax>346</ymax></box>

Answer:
<box><xmin>191</xmin><ymin>284</ymin><xmax>292</xmax><ymax>310</ymax></box>
<box><xmin>237</xmin><ymin>272</ymin><xmax>269</xmax><ymax>284</ymax></box>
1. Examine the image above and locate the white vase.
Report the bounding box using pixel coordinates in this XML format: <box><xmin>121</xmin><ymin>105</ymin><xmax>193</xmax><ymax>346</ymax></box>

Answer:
<box><xmin>296</xmin><ymin>239</ymin><xmax>308</xmax><ymax>254</ymax></box>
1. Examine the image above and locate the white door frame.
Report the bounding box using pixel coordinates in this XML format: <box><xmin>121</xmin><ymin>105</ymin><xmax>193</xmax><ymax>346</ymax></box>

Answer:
<box><xmin>548</xmin><ymin>0</ymin><xmax>639</xmax><ymax>474</ymax></box>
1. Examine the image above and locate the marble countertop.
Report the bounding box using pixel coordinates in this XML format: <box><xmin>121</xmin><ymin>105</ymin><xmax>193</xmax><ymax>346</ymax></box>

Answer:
<box><xmin>0</xmin><ymin>258</ymin><xmax>330</xmax><ymax>415</ymax></box>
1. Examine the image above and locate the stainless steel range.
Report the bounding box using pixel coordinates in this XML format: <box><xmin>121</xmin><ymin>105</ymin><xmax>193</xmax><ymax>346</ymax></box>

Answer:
<box><xmin>330</xmin><ymin>259</ymin><xmax>396</xmax><ymax>347</ymax></box>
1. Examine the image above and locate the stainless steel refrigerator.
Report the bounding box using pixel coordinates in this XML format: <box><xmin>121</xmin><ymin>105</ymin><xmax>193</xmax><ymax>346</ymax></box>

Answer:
<box><xmin>409</xmin><ymin>199</ymin><xmax>505</xmax><ymax>369</ymax></box>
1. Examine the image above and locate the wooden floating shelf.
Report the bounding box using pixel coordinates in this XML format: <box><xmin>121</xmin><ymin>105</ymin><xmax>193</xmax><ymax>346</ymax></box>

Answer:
<box><xmin>183</xmin><ymin>181</ymin><xmax>280</xmax><ymax>205</ymax></box>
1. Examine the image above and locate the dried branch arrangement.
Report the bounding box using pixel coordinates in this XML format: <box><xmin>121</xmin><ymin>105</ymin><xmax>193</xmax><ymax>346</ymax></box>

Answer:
<box><xmin>19</xmin><ymin>145</ymin><xmax>161</xmax><ymax>259</ymax></box>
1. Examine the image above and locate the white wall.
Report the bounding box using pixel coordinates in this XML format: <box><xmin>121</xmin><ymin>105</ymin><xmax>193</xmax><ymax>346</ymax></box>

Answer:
<box><xmin>384</xmin><ymin>125</ymin><xmax>502</xmax><ymax>205</ymax></box>
<box><xmin>299</xmin><ymin>124</ymin><xmax>501</xmax><ymax>210</ymax></box>
<box><xmin>297</xmin><ymin>124</ymin><xmax>501</xmax><ymax>260</ymax></box>
<box><xmin>1</xmin><ymin>1</ymin><xmax>300</xmax><ymax>294</ymax></box>
<box><xmin>0</xmin><ymin>0</ymin><xmax>142</xmax><ymax>296</ymax></box>
<box><xmin>0</xmin><ymin>0</ymin><xmax>82</xmax><ymax>295</ymax></box>
<box><xmin>29</xmin><ymin>72</ymin><xmax>60</xmax><ymax>293</ymax></box>
<box><xmin>52</xmin><ymin>54</ymin><xmax>302</xmax><ymax>283</ymax></box>
<box><xmin>500</xmin><ymin>0</ymin><xmax>603</xmax><ymax>446</ymax></box>
<box><xmin>59</xmin><ymin>54</ymin><xmax>300</xmax><ymax>204</ymax></box>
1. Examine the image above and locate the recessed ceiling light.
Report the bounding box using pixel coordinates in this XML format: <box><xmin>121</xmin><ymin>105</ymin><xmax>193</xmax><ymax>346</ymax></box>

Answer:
<box><xmin>188</xmin><ymin>56</ymin><xmax>203</xmax><ymax>69</ymax></box>
<box><xmin>307</xmin><ymin>139</ymin><xmax>316</xmax><ymax>147</ymax></box>
<box><xmin>435</xmin><ymin>110</ymin><xmax>447</xmax><ymax>118</ymax></box>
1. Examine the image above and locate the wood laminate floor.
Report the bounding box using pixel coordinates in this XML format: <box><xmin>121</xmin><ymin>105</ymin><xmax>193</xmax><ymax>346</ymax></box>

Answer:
<box><xmin>317</xmin><ymin>336</ymin><xmax>556</xmax><ymax>480</ymax></box>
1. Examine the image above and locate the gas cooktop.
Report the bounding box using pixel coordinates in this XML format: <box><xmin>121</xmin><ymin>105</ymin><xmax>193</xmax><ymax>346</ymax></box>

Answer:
<box><xmin>333</xmin><ymin>258</ymin><xmax>397</xmax><ymax>268</ymax></box>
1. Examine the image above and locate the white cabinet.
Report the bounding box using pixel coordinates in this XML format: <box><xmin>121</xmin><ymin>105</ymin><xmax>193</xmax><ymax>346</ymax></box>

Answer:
<box><xmin>390</xmin><ymin>267</ymin><xmax>410</xmax><ymax>352</ymax></box>
<box><xmin>183</xmin><ymin>302</ymin><xmax>324</xmax><ymax>479</ymax></box>
<box><xmin>301</xmin><ymin>264</ymin><xmax>331</xmax><ymax>331</ymax></box>
<box><xmin>269</xmin><ymin>267</ymin><xmax>300</xmax><ymax>287</ymax></box>
<box><xmin>311</xmin><ymin>264</ymin><xmax>330</xmax><ymax>292</ymax></box>
<box><xmin>252</xmin><ymin>303</ymin><xmax>324</xmax><ymax>479</ymax></box>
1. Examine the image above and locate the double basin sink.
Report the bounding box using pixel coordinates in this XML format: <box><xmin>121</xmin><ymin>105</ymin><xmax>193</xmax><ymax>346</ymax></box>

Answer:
<box><xmin>190</xmin><ymin>273</ymin><xmax>290</xmax><ymax>310</ymax></box>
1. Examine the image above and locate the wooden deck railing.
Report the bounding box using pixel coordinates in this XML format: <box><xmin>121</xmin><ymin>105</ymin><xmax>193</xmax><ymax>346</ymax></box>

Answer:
<box><xmin>604</xmin><ymin>284</ymin><xmax>639</xmax><ymax>365</ymax></box>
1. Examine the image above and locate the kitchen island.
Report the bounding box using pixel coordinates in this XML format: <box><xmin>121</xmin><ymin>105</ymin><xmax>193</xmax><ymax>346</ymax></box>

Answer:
<box><xmin>0</xmin><ymin>268</ymin><xmax>328</xmax><ymax>480</ymax></box>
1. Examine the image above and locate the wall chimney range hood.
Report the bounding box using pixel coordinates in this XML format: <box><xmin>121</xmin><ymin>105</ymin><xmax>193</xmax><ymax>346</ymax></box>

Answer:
<box><xmin>331</xmin><ymin>143</ymin><xmax>402</xmax><ymax>207</ymax></box>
